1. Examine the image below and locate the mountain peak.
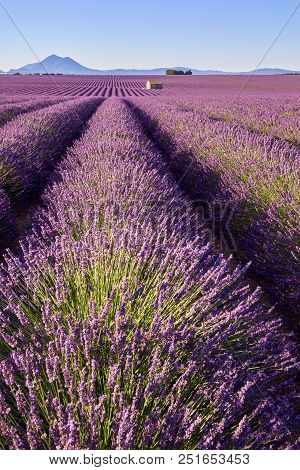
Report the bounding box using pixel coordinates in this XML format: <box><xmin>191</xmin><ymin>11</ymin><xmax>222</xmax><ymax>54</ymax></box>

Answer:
<box><xmin>8</xmin><ymin>55</ymin><xmax>100</xmax><ymax>75</ymax></box>
<box><xmin>45</xmin><ymin>54</ymin><xmax>61</xmax><ymax>60</ymax></box>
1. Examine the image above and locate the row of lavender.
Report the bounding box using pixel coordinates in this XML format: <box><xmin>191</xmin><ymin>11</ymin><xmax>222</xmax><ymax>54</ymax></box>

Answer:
<box><xmin>128</xmin><ymin>97</ymin><xmax>299</xmax><ymax>319</ymax></box>
<box><xmin>171</xmin><ymin>95</ymin><xmax>300</xmax><ymax>146</ymax></box>
<box><xmin>0</xmin><ymin>97</ymin><xmax>101</xmax><ymax>253</ymax></box>
<box><xmin>0</xmin><ymin>98</ymin><xmax>298</xmax><ymax>449</ymax></box>
<box><xmin>0</xmin><ymin>96</ymin><xmax>69</xmax><ymax>128</ymax></box>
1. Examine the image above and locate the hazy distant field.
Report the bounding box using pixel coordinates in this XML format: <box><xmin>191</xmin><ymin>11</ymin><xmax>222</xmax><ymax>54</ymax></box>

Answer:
<box><xmin>1</xmin><ymin>74</ymin><xmax>300</xmax><ymax>97</ymax></box>
<box><xmin>0</xmin><ymin>75</ymin><xmax>299</xmax><ymax>450</ymax></box>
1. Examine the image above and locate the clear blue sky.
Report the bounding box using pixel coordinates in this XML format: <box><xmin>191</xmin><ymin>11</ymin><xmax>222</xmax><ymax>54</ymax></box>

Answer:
<box><xmin>0</xmin><ymin>0</ymin><xmax>299</xmax><ymax>71</ymax></box>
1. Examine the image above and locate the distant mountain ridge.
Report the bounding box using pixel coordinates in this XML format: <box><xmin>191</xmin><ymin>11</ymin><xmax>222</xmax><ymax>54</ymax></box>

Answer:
<box><xmin>4</xmin><ymin>55</ymin><xmax>300</xmax><ymax>75</ymax></box>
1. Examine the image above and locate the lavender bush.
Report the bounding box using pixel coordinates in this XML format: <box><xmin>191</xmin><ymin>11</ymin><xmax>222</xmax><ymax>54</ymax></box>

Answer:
<box><xmin>0</xmin><ymin>99</ymin><xmax>298</xmax><ymax>450</ymax></box>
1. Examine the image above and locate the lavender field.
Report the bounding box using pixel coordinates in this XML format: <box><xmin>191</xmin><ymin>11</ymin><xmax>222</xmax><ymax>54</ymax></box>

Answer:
<box><xmin>0</xmin><ymin>75</ymin><xmax>299</xmax><ymax>450</ymax></box>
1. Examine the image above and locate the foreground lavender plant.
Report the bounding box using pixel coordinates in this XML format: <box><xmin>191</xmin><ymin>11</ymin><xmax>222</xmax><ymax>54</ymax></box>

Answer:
<box><xmin>0</xmin><ymin>98</ymin><xmax>298</xmax><ymax>450</ymax></box>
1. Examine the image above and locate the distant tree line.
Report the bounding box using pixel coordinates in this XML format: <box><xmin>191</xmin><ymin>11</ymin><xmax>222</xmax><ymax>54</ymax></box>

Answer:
<box><xmin>12</xmin><ymin>73</ymin><xmax>64</xmax><ymax>76</ymax></box>
<box><xmin>166</xmin><ymin>69</ymin><xmax>192</xmax><ymax>75</ymax></box>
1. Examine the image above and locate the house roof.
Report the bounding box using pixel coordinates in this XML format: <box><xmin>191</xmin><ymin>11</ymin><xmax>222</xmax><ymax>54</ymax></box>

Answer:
<box><xmin>146</xmin><ymin>80</ymin><xmax>163</xmax><ymax>84</ymax></box>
